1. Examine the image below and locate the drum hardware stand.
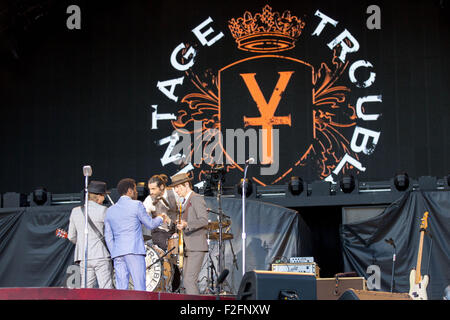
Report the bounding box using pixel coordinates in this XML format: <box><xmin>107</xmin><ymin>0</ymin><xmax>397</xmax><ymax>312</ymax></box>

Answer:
<box><xmin>205</xmin><ymin>238</ymin><xmax>219</xmax><ymax>294</ymax></box>
<box><xmin>147</xmin><ymin>246</ymin><xmax>175</xmax><ymax>269</ymax></box>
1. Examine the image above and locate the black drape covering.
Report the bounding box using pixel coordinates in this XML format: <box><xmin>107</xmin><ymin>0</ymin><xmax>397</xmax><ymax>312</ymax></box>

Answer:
<box><xmin>0</xmin><ymin>205</ymin><xmax>74</xmax><ymax>287</ymax></box>
<box><xmin>341</xmin><ymin>190</ymin><xmax>450</xmax><ymax>300</ymax></box>
<box><xmin>0</xmin><ymin>197</ymin><xmax>310</xmax><ymax>293</ymax></box>
<box><xmin>204</xmin><ymin>197</ymin><xmax>312</xmax><ymax>292</ymax></box>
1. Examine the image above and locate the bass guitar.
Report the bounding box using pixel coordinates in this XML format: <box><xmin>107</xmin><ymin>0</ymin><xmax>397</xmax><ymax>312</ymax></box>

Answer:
<box><xmin>408</xmin><ymin>211</ymin><xmax>430</xmax><ymax>300</ymax></box>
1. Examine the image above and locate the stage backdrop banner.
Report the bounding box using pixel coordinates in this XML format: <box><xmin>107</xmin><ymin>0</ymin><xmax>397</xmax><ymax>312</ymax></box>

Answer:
<box><xmin>0</xmin><ymin>198</ymin><xmax>310</xmax><ymax>293</ymax></box>
<box><xmin>341</xmin><ymin>190</ymin><xmax>450</xmax><ymax>300</ymax></box>
<box><xmin>0</xmin><ymin>0</ymin><xmax>449</xmax><ymax>195</ymax></box>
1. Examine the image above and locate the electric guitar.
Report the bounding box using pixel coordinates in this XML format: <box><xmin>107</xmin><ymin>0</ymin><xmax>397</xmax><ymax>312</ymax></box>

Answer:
<box><xmin>178</xmin><ymin>202</ymin><xmax>184</xmax><ymax>270</ymax></box>
<box><xmin>409</xmin><ymin>211</ymin><xmax>429</xmax><ymax>300</ymax></box>
<box><xmin>55</xmin><ymin>228</ymin><xmax>68</xmax><ymax>239</ymax></box>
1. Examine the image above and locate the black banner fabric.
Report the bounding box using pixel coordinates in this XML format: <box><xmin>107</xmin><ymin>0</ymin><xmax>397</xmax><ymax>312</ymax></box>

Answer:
<box><xmin>204</xmin><ymin>197</ymin><xmax>312</xmax><ymax>292</ymax></box>
<box><xmin>0</xmin><ymin>206</ymin><xmax>74</xmax><ymax>287</ymax></box>
<box><xmin>0</xmin><ymin>198</ymin><xmax>309</xmax><ymax>293</ymax></box>
<box><xmin>341</xmin><ymin>190</ymin><xmax>450</xmax><ymax>300</ymax></box>
<box><xmin>0</xmin><ymin>0</ymin><xmax>449</xmax><ymax>195</ymax></box>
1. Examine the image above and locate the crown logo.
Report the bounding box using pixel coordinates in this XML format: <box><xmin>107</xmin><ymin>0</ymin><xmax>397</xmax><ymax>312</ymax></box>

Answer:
<box><xmin>228</xmin><ymin>5</ymin><xmax>305</xmax><ymax>53</ymax></box>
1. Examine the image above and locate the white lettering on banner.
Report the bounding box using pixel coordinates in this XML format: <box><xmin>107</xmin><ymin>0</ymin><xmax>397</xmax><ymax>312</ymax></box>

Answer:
<box><xmin>350</xmin><ymin>126</ymin><xmax>380</xmax><ymax>155</ymax></box>
<box><xmin>192</xmin><ymin>17</ymin><xmax>225</xmax><ymax>46</ymax></box>
<box><xmin>327</xmin><ymin>29</ymin><xmax>360</xmax><ymax>63</ymax></box>
<box><xmin>156</xmin><ymin>77</ymin><xmax>184</xmax><ymax>102</ymax></box>
<box><xmin>170</xmin><ymin>43</ymin><xmax>197</xmax><ymax>71</ymax></box>
<box><xmin>311</xmin><ymin>10</ymin><xmax>338</xmax><ymax>36</ymax></box>
<box><xmin>158</xmin><ymin>132</ymin><xmax>182</xmax><ymax>166</ymax></box>
<box><xmin>356</xmin><ymin>95</ymin><xmax>382</xmax><ymax>121</ymax></box>
<box><xmin>349</xmin><ymin>60</ymin><xmax>376</xmax><ymax>88</ymax></box>
<box><xmin>151</xmin><ymin>105</ymin><xmax>176</xmax><ymax>129</ymax></box>
<box><xmin>325</xmin><ymin>153</ymin><xmax>366</xmax><ymax>182</ymax></box>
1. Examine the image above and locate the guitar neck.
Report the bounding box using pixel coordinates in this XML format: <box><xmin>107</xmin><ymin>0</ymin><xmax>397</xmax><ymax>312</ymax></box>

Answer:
<box><xmin>415</xmin><ymin>231</ymin><xmax>425</xmax><ymax>284</ymax></box>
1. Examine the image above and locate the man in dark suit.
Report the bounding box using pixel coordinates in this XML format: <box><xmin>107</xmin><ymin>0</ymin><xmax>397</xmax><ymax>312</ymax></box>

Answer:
<box><xmin>170</xmin><ymin>173</ymin><xmax>209</xmax><ymax>295</ymax></box>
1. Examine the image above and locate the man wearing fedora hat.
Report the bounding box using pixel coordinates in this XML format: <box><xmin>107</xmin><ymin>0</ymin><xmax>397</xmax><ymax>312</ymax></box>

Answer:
<box><xmin>170</xmin><ymin>173</ymin><xmax>209</xmax><ymax>295</ymax></box>
<box><xmin>68</xmin><ymin>180</ymin><xmax>113</xmax><ymax>289</ymax></box>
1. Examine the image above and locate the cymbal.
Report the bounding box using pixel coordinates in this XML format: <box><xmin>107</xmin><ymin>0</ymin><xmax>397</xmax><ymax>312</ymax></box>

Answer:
<box><xmin>207</xmin><ymin>220</ymin><xmax>231</xmax><ymax>230</ymax></box>
<box><xmin>208</xmin><ymin>232</ymin><xmax>233</xmax><ymax>241</ymax></box>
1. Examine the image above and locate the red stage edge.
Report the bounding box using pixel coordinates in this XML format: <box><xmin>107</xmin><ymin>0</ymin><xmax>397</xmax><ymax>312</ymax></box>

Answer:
<box><xmin>0</xmin><ymin>287</ymin><xmax>236</xmax><ymax>300</ymax></box>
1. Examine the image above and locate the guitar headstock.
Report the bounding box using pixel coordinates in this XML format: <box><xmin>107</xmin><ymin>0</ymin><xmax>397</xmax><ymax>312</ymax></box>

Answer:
<box><xmin>420</xmin><ymin>211</ymin><xmax>429</xmax><ymax>230</ymax></box>
<box><xmin>56</xmin><ymin>228</ymin><xmax>68</xmax><ymax>239</ymax></box>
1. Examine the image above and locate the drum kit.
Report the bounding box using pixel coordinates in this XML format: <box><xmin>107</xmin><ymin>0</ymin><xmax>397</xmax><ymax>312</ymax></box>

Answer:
<box><xmin>141</xmin><ymin>216</ymin><xmax>235</xmax><ymax>293</ymax></box>
<box><xmin>140</xmin><ymin>165</ymin><xmax>237</xmax><ymax>294</ymax></box>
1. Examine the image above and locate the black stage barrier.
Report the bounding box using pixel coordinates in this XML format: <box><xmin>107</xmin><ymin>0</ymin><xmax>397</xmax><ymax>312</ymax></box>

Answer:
<box><xmin>0</xmin><ymin>197</ymin><xmax>312</xmax><ymax>292</ymax></box>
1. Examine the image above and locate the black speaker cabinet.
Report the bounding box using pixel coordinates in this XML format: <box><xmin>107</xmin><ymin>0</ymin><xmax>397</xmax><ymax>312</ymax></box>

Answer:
<box><xmin>237</xmin><ymin>270</ymin><xmax>317</xmax><ymax>300</ymax></box>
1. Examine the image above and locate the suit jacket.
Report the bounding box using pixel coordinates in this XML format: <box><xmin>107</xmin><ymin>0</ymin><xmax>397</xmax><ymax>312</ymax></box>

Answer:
<box><xmin>67</xmin><ymin>200</ymin><xmax>110</xmax><ymax>262</ymax></box>
<box><xmin>104</xmin><ymin>196</ymin><xmax>163</xmax><ymax>259</ymax></box>
<box><xmin>142</xmin><ymin>188</ymin><xmax>179</xmax><ymax>234</ymax></box>
<box><xmin>183</xmin><ymin>192</ymin><xmax>209</xmax><ymax>252</ymax></box>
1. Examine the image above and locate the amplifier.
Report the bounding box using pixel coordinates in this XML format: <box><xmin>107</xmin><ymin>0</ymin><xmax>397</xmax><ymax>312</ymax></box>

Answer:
<box><xmin>289</xmin><ymin>257</ymin><xmax>314</xmax><ymax>263</ymax></box>
<box><xmin>271</xmin><ymin>263</ymin><xmax>320</xmax><ymax>277</ymax></box>
<box><xmin>316</xmin><ymin>277</ymin><xmax>366</xmax><ymax>300</ymax></box>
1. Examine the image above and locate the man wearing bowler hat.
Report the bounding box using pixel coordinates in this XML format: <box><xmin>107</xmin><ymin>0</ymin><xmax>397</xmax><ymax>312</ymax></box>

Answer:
<box><xmin>170</xmin><ymin>173</ymin><xmax>209</xmax><ymax>295</ymax></box>
<box><xmin>68</xmin><ymin>180</ymin><xmax>113</xmax><ymax>289</ymax></box>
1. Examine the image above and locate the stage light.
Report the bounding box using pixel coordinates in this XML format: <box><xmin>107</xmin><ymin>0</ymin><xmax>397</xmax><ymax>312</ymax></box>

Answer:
<box><xmin>32</xmin><ymin>187</ymin><xmax>49</xmax><ymax>206</ymax></box>
<box><xmin>237</xmin><ymin>178</ymin><xmax>253</xmax><ymax>197</ymax></box>
<box><xmin>340</xmin><ymin>175</ymin><xmax>355</xmax><ymax>194</ymax></box>
<box><xmin>288</xmin><ymin>176</ymin><xmax>303</xmax><ymax>195</ymax></box>
<box><xmin>394</xmin><ymin>172</ymin><xmax>409</xmax><ymax>191</ymax></box>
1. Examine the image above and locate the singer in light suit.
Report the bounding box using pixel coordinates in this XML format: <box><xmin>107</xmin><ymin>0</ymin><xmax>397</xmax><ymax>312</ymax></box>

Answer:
<box><xmin>68</xmin><ymin>180</ymin><xmax>113</xmax><ymax>289</ymax></box>
<box><xmin>170</xmin><ymin>173</ymin><xmax>209</xmax><ymax>295</ymax></box>
<box><xmin>104</xmin><ymin>178</ymin><xmax>167</xmax><ymax>291</ymax></box>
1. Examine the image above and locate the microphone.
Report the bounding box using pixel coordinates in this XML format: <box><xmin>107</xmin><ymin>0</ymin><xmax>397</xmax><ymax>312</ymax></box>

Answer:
<box><xmin>245</xmin><ymin>157</ymin><xmax>255</xmax><ymax>164</ymax></box>
<box><xmin>385</xmin><ymin>238</ymin><xmax>396</xmax><ymax>248</ymax></box>
<box><xmin>82</xmin><ymin>165</ymin><xmax>92</xmax><ymax>177</ymax></box>
<box><xmin>217</xmin><ymin>268</ymin><xmax>229</xmax><ymax>285</ymax></box>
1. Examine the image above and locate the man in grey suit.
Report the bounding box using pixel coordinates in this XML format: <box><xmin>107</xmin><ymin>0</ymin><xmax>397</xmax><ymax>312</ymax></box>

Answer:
<box><xmin>104</xmin><ymin>178</ymin><xmax>168</xmax><ymax>291</ymax></box>
<box><xmin>171</xmin><ymin>173</ymin><xmax>209</xmax><ymax>295</ymax></box>
<box><xmin>68</xmin><ymin>180</ymin><xmax>113</xmax><ymax>289</ymax></box>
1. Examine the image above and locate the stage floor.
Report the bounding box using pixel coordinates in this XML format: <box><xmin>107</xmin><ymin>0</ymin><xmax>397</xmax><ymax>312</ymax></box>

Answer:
<box><xmin>0</xmin><ymin>287</ymin><xmax>236</xmax><ymax>300</ymax></box>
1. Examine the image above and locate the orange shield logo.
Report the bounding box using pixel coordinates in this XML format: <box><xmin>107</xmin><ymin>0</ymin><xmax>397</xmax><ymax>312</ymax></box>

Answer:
<box><xmin>219</xmin><ymin>55</ymin><xmax>314</xmax><ymax>185</ymax></box>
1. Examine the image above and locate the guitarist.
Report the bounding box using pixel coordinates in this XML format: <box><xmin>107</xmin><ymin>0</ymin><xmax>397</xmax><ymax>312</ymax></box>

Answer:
<box><xmin>67</xmin><ymin>180</ymin><xmax>113</xmax><ymax>289</ymax></box>
<box><xmin>170</xmin><ymin>173</ymin><xmax>209</xmax><ymax>295</ymax></box>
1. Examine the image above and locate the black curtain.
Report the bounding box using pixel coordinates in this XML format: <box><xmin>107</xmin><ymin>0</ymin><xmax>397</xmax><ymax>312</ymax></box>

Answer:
<box><xmin>0</xmin><ymin>205</ymin><xmax>74</xmax><ymax>287</ymax></box>
<box><xmin>341</xmin><ymin>190</ymin><xmax>450</xmax><ymax>300</ymax></box>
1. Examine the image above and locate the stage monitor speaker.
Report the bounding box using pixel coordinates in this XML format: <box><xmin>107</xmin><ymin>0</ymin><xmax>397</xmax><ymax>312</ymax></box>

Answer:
<box><xmin>237</xmin><ymin>270</ymin><xmax>317</xmax><ymax>300</ymax></box>
<box><xmin>338</xmin><ymin>289</ymin><xmax>412</xmax><ymax>300</ymax></box>
<box><xmin>342</xmin><ymin>206</ymin><xmax>386</xmax><ymax>224</ymax></box>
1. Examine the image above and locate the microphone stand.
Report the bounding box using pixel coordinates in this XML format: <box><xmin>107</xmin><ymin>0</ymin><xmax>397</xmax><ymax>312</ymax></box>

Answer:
<box><xmin>385</xmin><ymin>238</ymin><xmax>396</xmax><ymax>293</ymax></box>
<box><xmin>217</xmin><ymin>180</ymin><xmax>224</xmax><ymax>294</ymax></box>
<box><xmin>241</xmin><ymin>162</ymin><xmax>250</xmax><ymax>276</ymax></box>
<box><xmin>83</xmin><ymin>168</ymin><xmax>90</xmax><ymax>288</ymax></box>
